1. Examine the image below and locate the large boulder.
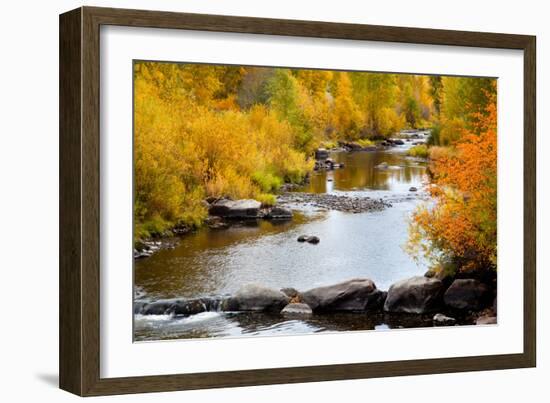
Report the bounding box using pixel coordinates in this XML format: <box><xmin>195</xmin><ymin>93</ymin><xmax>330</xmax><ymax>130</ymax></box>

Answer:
<box><xmin>208</xmin><ymin>199</ymin><xmax>261</xmax><ymax>219</ymax></box>
<box><xmin>222</xmin><ymin>284</ymin><xmax>290</xmax><ymax>312</ymax></box>
<box><xmin>301</xmin><ymin>278</ymin><xmax>386</xmax><ymax>313</ymax></box>
<box><xmin>384</xmin><ymin>276</ymin><xmax>444</xmax><ymax>314</ymax></box>
<box><xmin>444</xmin><ymin>279</ymin><xmax>491</xmax><ymax>310</ymax></box>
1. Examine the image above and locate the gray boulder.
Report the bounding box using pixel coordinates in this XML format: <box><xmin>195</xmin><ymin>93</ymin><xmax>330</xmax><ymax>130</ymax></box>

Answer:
<box><xmin>222</xmin><ymin>284</ymin><xmax>290</xmax><ymax>312</ymax></box>
<box><xmin>444</xmin><ymin>279</ymin><xmax>490</xmax><ymax>310</ymax></box>
<box><xmin>265</xmin><ymin>207</ymin><xmax>293</xmax><ymax>220</ymax></box>
<box><xmin>301</xmin><ymin>278</ymin><xmax>385</xmax><ymax>312</ymax></box>
<box><xmin>208</xmin><ymin>199</ymin><xmax>261</xmax><ymax>218</ymax></box>
<box><xmin>281</xmin><ymin>303</ymin><xmax>313</xmax><ymax>316</ymax></box>
<box><xmin>384</xmin><ymin>276</ymin><xmax>444</xmax><ymax>314</ymax></box>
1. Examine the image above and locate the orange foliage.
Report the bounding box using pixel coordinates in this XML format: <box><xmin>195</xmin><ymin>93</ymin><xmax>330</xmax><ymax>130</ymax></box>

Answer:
<box><xmin>410</xmin><ymin>89</ymin><xmax>497</xmax><ymax>271</ymax></box>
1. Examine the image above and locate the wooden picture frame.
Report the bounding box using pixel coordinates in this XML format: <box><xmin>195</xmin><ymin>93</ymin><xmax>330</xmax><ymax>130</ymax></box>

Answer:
<box><xmin>59</xmin><ymin>6</ymin><xmax>536</xmax><ymax>396</ymax></box>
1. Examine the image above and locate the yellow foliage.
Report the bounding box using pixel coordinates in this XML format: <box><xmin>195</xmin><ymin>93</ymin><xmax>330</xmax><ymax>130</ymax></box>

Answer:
<box><xmin>134</xmin><ymin>63</ymin><xmax>312</xmax><ymax>237</ymax></box>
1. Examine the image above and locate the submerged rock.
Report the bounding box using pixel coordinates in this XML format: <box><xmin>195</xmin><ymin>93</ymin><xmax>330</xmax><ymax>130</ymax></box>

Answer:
<box><xmin>222</xmin><ymin>284</ymin><xmax>290</xmax><ymax>312</ymax></box>
<box><xmin>297</xmin><ymin>235</ymin><xmax>309</xmax><ymax>242</ymax></box>
<box><xmin>205</xmin><ymin>216</ymin><xmax>228</xmax><ymax>229</ymax></box>
<box><xmin>444</xmin><ymin>279</ymin><xmax>491</xmax><ymax>310</ymax></box>
<box><xmin>208</xmin><ymin>199</ymin><xmax>261</xmax><ymax>219</ymax></box>
<box><xmin>301</xmin><ymin>278</ymin><xmax>386</xmax><ymax>313</ymax></box>
<box><xmin>281</xmin><ymin>303</ymin><xmax>313</xmax><ymax>316</ymax></box>
<box><xmin>384</xmin><ymin>276</ymin><xmax>444</xmax><ymax>314</ymax></box>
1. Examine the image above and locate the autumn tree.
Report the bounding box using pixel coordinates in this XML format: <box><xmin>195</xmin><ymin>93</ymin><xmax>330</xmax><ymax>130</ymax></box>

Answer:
<box><xmin>350</xmin><ymin>72</ymin><xmax>403</xmax><ymax>138</ymax></box>
<box><xmin>408</xmin><ymin>88</ymin><xmax>497</xmax><ymax>272</ymax></box>
<box><xmin>331</xmin><ymin>72</ymin><xmax>362</xmax><ymax>140</ymax></box>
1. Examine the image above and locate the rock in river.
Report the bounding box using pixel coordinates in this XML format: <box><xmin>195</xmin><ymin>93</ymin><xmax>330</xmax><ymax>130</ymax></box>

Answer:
<box><xmin>208</xmin><ymin>199</ymin><xmax>261</xmax><ymax>219</ymax></box>
<box><xmin>222</xmin><ymin>284</ymin><xmax>290</xmax><ymax>312</ymax></box>
<box><xmin>444</xmin><ymin>279</ymin><xmax>491</xmax><ymax>310</ymax></box>
<box><xmin>433</xmin><ymin>313</ymin><xmax>456</xmax><ymax>326</ymax></box>
<box><xmin>281</xmin><ymin>303</ymin><xmax>313</xmax><ymax>316</ymax></box>
<box><xmin>301</xmin><ymin>278</ymin><xmax>386</xmax><ymax>313</ymax></box>
<box><xmin>264</xmin><ymin>206</ymin><xmax>293</xmax><ymax>220</ymax></box>
<box><xmin>297</xmin><ymin>235</ymin><xmax>320</xmax><ymax>244</ymax></box>
<box><xmin>306</xmin><ymin>236</ymin><xmax>320</xmax><ymax>244</ymax></box>
<box><xmin>315</xmin><ymin>148</ymin><xmax>329</xmax><ymax>160</ymax></box>
<box><xmin>138</xmin><ymin>297</ymin><xmax>224</xmax><ymax>316</ymax></box>
<box><xmin>384</xmin><ymin>276</ymin><xmax>444</xmax><ymax>314</ymax></box>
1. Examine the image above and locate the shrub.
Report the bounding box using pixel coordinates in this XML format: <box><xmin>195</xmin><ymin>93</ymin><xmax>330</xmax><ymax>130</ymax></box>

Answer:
<box><xmin>356</xmin><ymin>138</ymin><xmax>375</xmax><ymax>148</ymax></box>
<box><xmin>406</xmin><ymin>144</ymin><xmax>429</xmax><ymax>158</ymax></box>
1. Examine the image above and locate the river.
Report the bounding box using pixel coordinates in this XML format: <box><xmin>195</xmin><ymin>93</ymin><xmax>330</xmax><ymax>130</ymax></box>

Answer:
<box><xmin>134</xmin><ymin>140</ymin><xmax>433</xmax><ymax>341</ymax></box>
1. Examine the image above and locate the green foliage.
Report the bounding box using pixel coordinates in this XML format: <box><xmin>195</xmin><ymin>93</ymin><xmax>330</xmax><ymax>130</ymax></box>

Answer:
<box><xmin>356</xmin><ymin>138</ymin><xmax>375</xmax><ymax>148</ymax></box>
<box><xmin>407</xmin><ymin>144</ymin><xmax>429</xmax><ymax>158</ymax></box>
<box><xmin>252</xmin><ymin>171</ymin><xmax>283</xmax><ymax>193</ymax></box>
<box><xmin>431</xmin><ymin>77</ymin><xmax>497</xmax><ymax>146</ymax></box>
<box><xmin>266</xmin><ymin>69</ymin><xmax>314</xmax><ymax>151</ymax></box>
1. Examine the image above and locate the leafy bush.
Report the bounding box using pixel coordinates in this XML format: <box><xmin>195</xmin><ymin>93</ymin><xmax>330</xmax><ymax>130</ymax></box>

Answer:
<box><xmin>406</xmin><ymin>144</ymin><xmax>429</xmax><ymax>158</ymax></box>
<box><xmin>356</xmin><ymin>138</ymin><xmax>375</xmax><ymax>148</ymax></box>
<box><xmin>408</xmin><ymin>91</ymin><xmax>497</xmax><ymax>271</ymax></box>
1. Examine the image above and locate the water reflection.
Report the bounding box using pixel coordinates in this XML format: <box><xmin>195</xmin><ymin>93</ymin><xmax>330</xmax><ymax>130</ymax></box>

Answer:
<box><xmin>134</xmin><ymin>310</ymin><xmax>470</xmax><ymax>342</ymax></box>
<box><xmin>304</xmin><ymin>148</ymin><xmax>426</xmax><ymax>194</ymax></box>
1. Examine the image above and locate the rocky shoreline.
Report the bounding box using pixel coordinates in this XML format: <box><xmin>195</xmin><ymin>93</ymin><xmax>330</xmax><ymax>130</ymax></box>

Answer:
<box><xmin>135</xmin><ymin>271</ymin><xmax>497</xmax><ymax>327</ymax></box>
<box><xmin>134</xmin><ymin>191</ymin><xmax>392</xmax><ymax>259</ymax></box>
<box><xmin>277</xmin><ymin>192</ymin><xmax>391</xmax><ymax>213</ymax></box>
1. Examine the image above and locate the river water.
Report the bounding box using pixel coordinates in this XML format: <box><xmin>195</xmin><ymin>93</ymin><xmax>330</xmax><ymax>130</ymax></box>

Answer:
<box><xmin>134</xmin><ymin>141</ymin><xmax>433</xmax><ymax>341</ymax></box>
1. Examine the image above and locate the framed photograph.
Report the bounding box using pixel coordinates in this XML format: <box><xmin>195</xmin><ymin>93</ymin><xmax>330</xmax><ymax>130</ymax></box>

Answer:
<box><xmin>59</xmin><ymin>6</ymin><xmax>536</xmax><ymax>396</ymax></box>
